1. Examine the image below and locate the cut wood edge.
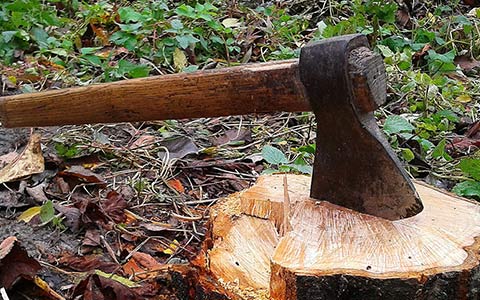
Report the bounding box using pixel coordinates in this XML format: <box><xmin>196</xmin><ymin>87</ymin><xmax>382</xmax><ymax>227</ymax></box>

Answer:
<box><xmin>201</xmin><ymin>174</ymin><xmax>480</xmax><ymax>300</ymax></box>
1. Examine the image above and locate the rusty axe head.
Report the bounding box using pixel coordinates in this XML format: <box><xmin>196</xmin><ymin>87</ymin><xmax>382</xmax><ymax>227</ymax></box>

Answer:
<box><xmin>299</xmin><ymin>34</ymin><xmax>423</xmax><ymax>220</ymax></box>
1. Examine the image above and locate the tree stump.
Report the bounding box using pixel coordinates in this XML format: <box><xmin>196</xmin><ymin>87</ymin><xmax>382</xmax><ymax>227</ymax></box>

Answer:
<box><xmin>200</xmin><ymin>174</ymin><xmax>480</xmax><ymax>299</ymax></box>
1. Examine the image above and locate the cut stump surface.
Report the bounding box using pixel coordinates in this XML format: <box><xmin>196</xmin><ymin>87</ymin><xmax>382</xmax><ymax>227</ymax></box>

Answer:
<box><xmin>203</xmin><ymin>175</ymin><xmax>480</xmax><ymax>300</ymax></box>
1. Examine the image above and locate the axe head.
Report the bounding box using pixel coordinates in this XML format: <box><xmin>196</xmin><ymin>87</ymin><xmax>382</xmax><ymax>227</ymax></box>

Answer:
<box><xmin>299</xmin><ymin>34</ymin><xmax>423</xmax><ymax>220</ymax></box>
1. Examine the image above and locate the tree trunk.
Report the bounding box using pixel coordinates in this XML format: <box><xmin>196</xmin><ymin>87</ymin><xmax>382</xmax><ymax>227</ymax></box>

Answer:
<box><xmin>199</xmin><ymin>174</ymin><xmax>480</xmax><ymax>299</ymax></box>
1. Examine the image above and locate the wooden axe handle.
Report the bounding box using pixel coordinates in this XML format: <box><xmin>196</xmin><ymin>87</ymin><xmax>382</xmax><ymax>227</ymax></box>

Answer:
<box><xmin>0</xmin><ymin>60</ymin><xmax>309</xmax><ymax>128</ymax></box>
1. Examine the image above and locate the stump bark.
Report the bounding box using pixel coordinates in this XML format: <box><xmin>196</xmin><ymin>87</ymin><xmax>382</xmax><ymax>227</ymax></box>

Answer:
<box><xmin>200</xmin><ymin>174</ymin><xmax>480</xmax><ymax>299</ymax></box>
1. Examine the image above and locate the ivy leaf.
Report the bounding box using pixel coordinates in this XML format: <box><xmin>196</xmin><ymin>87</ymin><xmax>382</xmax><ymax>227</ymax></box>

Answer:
<box><xmin>383</xmin><ymin>115</ymin><xmax>414</xmax><ymax>135</ymax></box>
<box><xmin>459</xmin><ymin>158</ymin><xmax>480</xmax><ymax>181</ymax></box>
<box><xmin>452</xmin><ymin>181</ymin><xmax>480</xmax><ymax>199</ymax></box>
<box><xmin>262</xmin><ymin>145</ymin><xmax>288</xmax><ymax>165</ymax></box>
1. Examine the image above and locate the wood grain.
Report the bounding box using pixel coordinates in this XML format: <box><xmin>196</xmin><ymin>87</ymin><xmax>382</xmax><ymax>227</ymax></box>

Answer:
<box><xmin>204</xmin><ymin>174</ymin><xmax>480</xmax><ymax>300</ymax></box>
<box><xmin>0</xmin><ymin>60</ymin><xmax>309</xmax><ymax>128</ymax></box>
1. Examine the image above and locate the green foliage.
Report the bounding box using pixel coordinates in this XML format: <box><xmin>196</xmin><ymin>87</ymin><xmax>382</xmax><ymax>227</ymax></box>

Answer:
<box><xmin>40</xmin><ymin>200</ymin><xmax>54</xmax><ymax>223</ymax></box>
<box><xmin>453</xmin><ymin>159</ymin><xmax>480</xmax><ymax>199</ymax></box>
<box><xmin>459</xmin><ymin>159</ymin><xmax>480</xmax><ymax>181</ymax></box>
<box><xmin>383</xmin><ymin>115</ymin><xmax>414</xmax><ymax>135</ymax></box>
<box><xmin>40</xmin><ymin>200</ymin><xmax>66</xmax><ymax>230</ymax></box>
<box><xmin>261</xmin><ymin>145</ymin><xmax>313</xmax><ymax>175</ymax></box>
<box><xmin>0</xmin><ymin>0</ymin><xmax>64</xmax><ymax>63</ymax></box>
<box><xmin>1</xmin><ymin>0</ymin><xmax>480</xmax><ymax>200</ymax></box>
<box><xmin>262</xmin><ymin>145</ymin><xmax>288</xmax><ymax>165</ymax></box>
<box><xmin>55</xmin><ymin>143</ymin><xmax>80</xmax><ymax>159</ymax></box>
<box><xmin>453</xmin><ymin>181</ymin><xmax>480</xmax><ymax>199</ymax></box>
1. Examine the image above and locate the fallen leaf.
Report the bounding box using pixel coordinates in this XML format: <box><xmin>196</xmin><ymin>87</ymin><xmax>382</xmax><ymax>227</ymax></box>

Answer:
<box><xmin>413</xmin><ymin>44</ymin><xmax>431</xmax><ymax>61</ymax></box>
<box><xmin>95</xmin><ymin>47</ymin><xmax>129</xmax><ymax>59</ymax></box>
<box><xmin>82</xmin><ymin>228</ymin><xmax>101</xmax><ymax>247</ymax></box>
<box><xmin>55</xmin><ymin>204</ymin><xmax>81</xmax><ymax>231</ymax></box>
<box><xmin>173</xmin><ymin>48</ymin><xmax>188</xmax><ymax>72</ymax></box>
<box><xmin>124</xmin><ymin>210</ymin><xmax>138</xmax><ymax>225</ymax></box>
<box><xmin>163</xmin><ymin>239</ymin><xmax>180</xmax><ymax>255</ymax></box>
<box><xmin>140</xmin><ymin>222</ymin><xmax>172</xmax><ymax>232</ymax></box>
<box><xmin>102</xmin><ymin>191</ymin><xmax>128</xmax><ymax>223</ymax></box>
<box><xmin>0</xmin><ymin>237</ymin><xmax>41</xmax><ymax>289</ymax></box>
<box><xmin>71</xmin><ymin>272</ymin><xmax>140</xmax><ymax>300</ymax></box>
<box><xmin>123</xmin><ymin>252</ymin><xmax>164</xmax><ymax>280</ymax></box>
<box><xmin>95</xmin><ymin>270</ymin><xmax>139</xmax><ymax>287</ymax></box>
<box><xmin>158</xmin><ymin>136</ymin><xmax>199</xmax><ymax>160</ymax></box>
<box><xmin>53</xmin><ymin>176</ymin><xmax>70</xmax><ymax>194</ymax></box>
<box><xmin>167</xmin><ymin>179</ymin><xmax>185</xmax><ymax>193</ymax></box>
<box><xmin>212</xmin><ymin>128</ymin><xmax>252</xmax><ymax>146</ymax></box>
<box><xmin>89</xmin><ymin>22</ymin><xmax>110</xmax><ymax>46</ymax></box>
<box><xmin>18</xmin><ymin>206</ymin><xmax>41</xmax><ymax>223</ymax></box>
<box><xmin>58</xmin><ymin>253</ymin><xmax>118</xmax><ymax>273</ymax></box>
<box><xmin>26</xmin><ymin>183</ymin><xmax>49</xmax><ymax>203</ymax></box>
<box><xmin>455</xmin><ymin>55</ymin><xmax>480</xmax><ymax>72</ymax></box>
<box><xmin>33</xmin><ymin>276</ymin><xmax>66</xmax><ymax>300</ymax></box>
<box><xmin>222</xmin><ymin>17</ymin><xmax>241</xmax><ymax>28</ymax></box>
<box><xmin>446</xmin><ymin>137</ymin><xmax>480</xmax><ymax>153</ymax></box>
<box><xmin>129</xmin><ymin>135</ymin><xmax>156</xmax><ymax>150</ymax></box>
<box><xmin>0</xmin><ymin>152</ymin><xmax>18</xmax><ymax>168</ymax></box>
<box><xmin>0</xmin><ymin>189</ymin><xmax>25</xmax><ymax>208</ymax></box>
<box><xmin>396</xmin><ymin>8</ymin><xmax>411</xmax><ymax>28</ymax></box>
<box><xmin>74</xmin><ymin>196</ymin><xmax>109</xmax><ymax>227</ymax></box>
<box><xmin>58</xmin><ymin>165</ymin><xmax>106</xmax><ymax>186</ymax></box>
<box><xmin>456</xmin><ymin>94</ymin><xmax>472</xmax><ymax>103</ymax></box>
<box><xmin>0</xmin><ymin>134</ymin><xmax>44</xmax><ymax>184</ymax></box>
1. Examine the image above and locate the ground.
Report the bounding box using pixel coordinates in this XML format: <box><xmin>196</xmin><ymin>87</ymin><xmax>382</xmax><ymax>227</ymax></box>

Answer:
<box><xmin>0</xmin><ymin>0</ymin><xmax>479</xmax><ymax>299</ymax></box>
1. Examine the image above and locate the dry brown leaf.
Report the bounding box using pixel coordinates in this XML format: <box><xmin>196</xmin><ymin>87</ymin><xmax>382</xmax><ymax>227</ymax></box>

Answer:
<box><xmin>455</xmin><ymin>55</ymin><xmax>480</xmax><ymax>72</ymax></box>
<box><xmin>58</xmin><ymin>165</ymin><xmax>106</xmax><ymax>186</ymax></box>
<box><xmin>0</xmin><ymin>134</ymin><xmax>44</xmax><ymax>184</ymax></box>
<box><xmin>123</xmin><ymin>252</ymin><xmax>165</xmax><ymax>280</ymax></box>
<box><xmin>129</xmin><ymin>135</ymin><xmax>156</xmax><ymax>150</ymax></box>
<box><xmin>0</xmin><ymin>236</ymin><xmax>41</xmax><ymax>289</ymax></box>
<box><xmin>167</xmin><ymin>178</ymin><xmax>185</xmax><ymax>193</ymax></box>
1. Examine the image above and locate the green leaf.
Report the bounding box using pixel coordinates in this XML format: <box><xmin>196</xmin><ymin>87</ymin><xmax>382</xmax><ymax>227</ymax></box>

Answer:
<box><xmin>432</xmin><ymin>139</ymin><xmax>452</xmax><ymax>161</ymax></box>
<box><xmin>175</xmin><ymin>4</ymin><xmax>196</xmax><ymax>18</ymax></box>
<box><xmin>452</xmin><ymin>181</ymin><xmax>480</xmax><ymax>199</ymax></box>
<box><xmin>383</xmin><ymin>115</ymin><xmax>414</xmax><ymax>135</ymax></box>
<box><xmin>262</xmin><ymin>145</ymin><xmax>288</xmax><ymax>165</ymax></box>
<box><xmin>118</xmin><ymin>23</ymin><xmax>143</xmax><ymax>33</ymax></box>
<box><xmin>2</xmin><ymin>31</ymin><xmax>17</xmax><ymax>43</ymax></box>
<box><xmin>459</xmin><ymin>158</ymin><xmax>480</xmax><ymax>181</ymax></box>
<box><xmin>55</xmin><ymin>143</ymin><xmax>80</xmax><ymax>158</ymax></box>
<box><xmin>31</xmin><ymin>27</ymin><xmax>49</xmax><ymax>48</ymax></box>
<box><xmin>40</xmin><ymin>200</ymin><xmax>54</xmax><ymax>223</ymax></box>
<box><xmin>80</xmin><ymin>47</ymin><xmax>102</xmax><ymax>55</ymax></box>
<box><xmin>117</xmin><ymin>60</ymin><xmax>150</xmax><ymax>78</ymax></box>
<box><xmin>175</xmin><ymin>34</ymin><xmax>199</xmax><ymax>49</ymax></box>
<box><xmin>297</xmin><ymin>144</ymin><xmax>316</xmax><ymax>154</ymax></box>
<box><xmin>170</xmin><ymin>19</ymin><xmax>184</xmax><ymax>30</ymax></box>
<box><xmin>118</xmin><ymin>7</ymin><xmax>145</xmax><ymax>23</ymax></box>
<box><xmin>434</xmin><ymin>110</ymin><xmax>459</xmax><ymax>123</ymax></box>
<box><xmin>401</xmin><ymin>148</ymin><xmax>415</xmax><ymax>162</ymax></box>
<box><xmin>376</xmin><ymin>44</ymin><xmax>394</xmax><ymax>58</ymax></box>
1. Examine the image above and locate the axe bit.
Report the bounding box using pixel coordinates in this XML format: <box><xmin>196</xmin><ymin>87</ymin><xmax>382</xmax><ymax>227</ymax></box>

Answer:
<box><xmin>300</xmin><ymin>34</ymin><xmax>423</xmax><ymax>220</ymax></box>
<box><xmin>0</xmin><ymin>34</ymin><xmax>423</xmax><ymax>220</ymax></box>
